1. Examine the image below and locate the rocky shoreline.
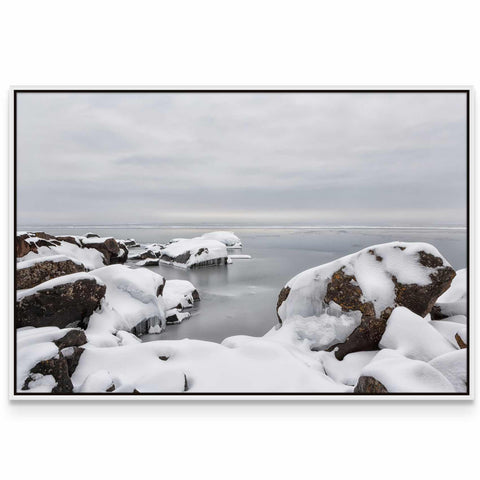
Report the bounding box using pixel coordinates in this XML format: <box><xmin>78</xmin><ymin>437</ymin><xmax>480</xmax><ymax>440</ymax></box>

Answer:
<box><xmin>15</xmin><ymin>230</ymin><xmax>467</xmax><ymax>394</ymax></box>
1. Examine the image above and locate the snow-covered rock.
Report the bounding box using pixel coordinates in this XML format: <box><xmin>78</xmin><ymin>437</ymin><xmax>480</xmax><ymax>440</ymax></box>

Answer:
<box><xmin>355</xmin><ymin>349</ymin><xmax>456</xmax><ymax>393</ymax></box>
<box><xmin>277</xmin><ymin>242</ymin><xmax>456</xmax><ymax>359</ymax></box>
<box><xmin>201</xmin><ymin>231</ymin><xmax>242</xmax><ymax>249</ymax></box>
<box><xmin>136</xmin><ymin>258</ymin><xmax>160</xmax><ymax>266</ymax></box>
<box><xmin>379</xmin><ymin>307</ymin><xmax>455</xmax><ymax>362</ymax></box>
<box><xmin>429</xmin><ymin>349</ymin><xmax>467</xmax><ymax>393</ymax></box>
<box><xmin>163</xmin><ymin>279</ymin><xmax>200</xmax><ymax>310</ymax></box>
<box><xmin>86</xmin><ymin>265</ymin><xmax>167</xmax><ymax>342</ymax></box>
<box><xmin>319</xmin><ymin>350</ymin><xmax>379</xmax><ymax>387</ymax></box>
<box><xmin>16</xmin><ymin>254</ymin><xmax>86</xmax><ymax>289</ymax></box>
<box><xmin>71</xmin><ymin>337</ymin><xmax>350</xmax><ymax>393</ymax></box>
<box><xmin>159</xmin><ymin>237</ymin><xmax>228</xmax><ymax>268</ymax></box>
<box><xmin>432</xmin><ymin>268</ymin><xmax>467</xmax><ymax>319</ymax></box>
<box><xmin>17</xmin><ymin>326</ymin><xmax>88</xmax><ymax>393</ymax></box>
<box><xmin>16</xmin><ymin>232</ymin><xmax>129</xmax><ymax>268</ymax></box>
<box><xmin>16</xmin><ymin>272</ymin><xmax>106</xmax><ymax>329</ymax></box>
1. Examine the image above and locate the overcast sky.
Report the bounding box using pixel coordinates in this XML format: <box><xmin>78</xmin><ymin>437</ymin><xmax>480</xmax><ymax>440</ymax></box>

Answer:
<box><xmin>17</xmin><ymin>91</ymin><xmax>467</xmax><ymax>226</ymax></box>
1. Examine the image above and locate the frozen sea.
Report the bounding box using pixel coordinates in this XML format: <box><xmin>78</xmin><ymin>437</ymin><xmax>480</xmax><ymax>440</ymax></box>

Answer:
<box><xmin>23</xmin><ymin>226</ymin><xmax>467</xmax><ymax>343</ymax></box>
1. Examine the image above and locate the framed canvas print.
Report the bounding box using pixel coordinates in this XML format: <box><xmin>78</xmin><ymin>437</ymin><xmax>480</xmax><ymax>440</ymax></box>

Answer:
<box><xmin>9</xmin><ymin>87</ymin><xmax>472</xmax><ymax>399</ymax></box>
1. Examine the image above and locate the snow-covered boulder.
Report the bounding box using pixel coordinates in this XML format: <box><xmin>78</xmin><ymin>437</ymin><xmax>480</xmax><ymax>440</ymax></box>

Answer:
<box><xmin>429</xmin><ymin>349</ymin><xmax>467</xmax><ymax>393</ymax></box>
<box><xmin>16</xmin><ymin>232</ymin><xmax>129</xmax><ymax>268</ymax></box>
<box><xmin>431</xmin><ymin>268</ymin><xmax>467</xmax><ymax>319</ymax></box>
<box><xmin>162</xmin><ymin>280</ymin><xmax>199</xmax><ymax>325</ymax></box>
<box><xmin>70</xmin><ymin>338</ymin><xmax>350</xmax><ymax>393</ymax></box>
<box><xmin>159</xmin><ymin>238</ymin><xmax>228</xmax><ymax>268</ymax></box>
<box><xmin>276</xmin><ymin>242</ymin><xmax>456</xmax><ymax>359</ymax></box>
<box><xmin>163</xmin><ymin>280</ymin><xmax>200</xmax><ymax>310</ymax></box>
<box><xmin>85</xmin><ymin>265</ymin><xmax>167</xmax><ymax>341</ymax></box>
<box><xmin>201</xmin><ymin>231</ymin><xmax>242</xmax><ymax>249</ymax></box>
<box><xmin>16</xmin><ymin>255</ymin><xmax>86</xmax><ymax>289</ymax></box>
<box><xmin>354</xmin><ymin>349</ymin><xmax>456</xmax><ymax>393</ymax></box>
<box><xmin>16</xmin><ymin>273</ymin><xmax>106</xmax><ymax>329</ymax></box>
<box><xmin>80</xmin><ymin>236</ymin><xmax>128</xmax><ymax>265</ymax></box>
<box><xmin>18</xmin><ymin>233</ymin><xmax>106</xmax><ymax>270</ymax></box>
<box><xmin>17</xmin><ymin>326</ymin><xmax>88</xmax><ymax>393</ymax></box>
<box><xmin>379</xmin><ymin>307</ymin><xmax>455</xmax><ymax>362</ymax></box>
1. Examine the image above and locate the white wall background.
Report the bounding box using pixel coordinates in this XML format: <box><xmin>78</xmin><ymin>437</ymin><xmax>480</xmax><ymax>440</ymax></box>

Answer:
<box><xmin>1</xmin><ymin>1</ymin><xmax>478</xmax><ymax>479</ymax></box>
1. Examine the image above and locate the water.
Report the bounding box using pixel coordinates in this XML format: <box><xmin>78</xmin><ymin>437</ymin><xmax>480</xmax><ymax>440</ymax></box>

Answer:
<box><xmin>22</xmin><ymin>226</ymin><xmax>467</xmax><ymax>343</ymax></box>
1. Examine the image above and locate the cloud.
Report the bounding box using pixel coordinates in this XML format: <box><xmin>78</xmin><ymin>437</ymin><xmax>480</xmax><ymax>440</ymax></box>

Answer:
<box><xmin>16</xmin><ymin>91</ymin><xmax>467</xmax><ymax>226</ymax></box>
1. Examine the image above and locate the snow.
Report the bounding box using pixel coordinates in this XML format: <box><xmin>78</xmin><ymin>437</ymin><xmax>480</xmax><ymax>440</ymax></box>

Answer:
<box><xmin>81</xmin><ymin>236</ymin><xmax>116</xmax><ymax>245</ymax></box>
<box><xmin>24</xmin><ymin>374</ymin><xmax>57</xmax><ymax>393</ymax></box>
<box><xmin>379</xmin><ymin>307</ymin><xmax>455</xmax><ymax>361</ymax></box>
<box><xmin>430</xmin><ymin>320</ymin><xmax>467</xmax><ymax>349</ymax></box>
<box><xmin>133</xmin><ymin>369</ymin><xmax>186</xmax><ymax>393</ymax></box>
<box><xmin>319</xmin><ymin>350</ymin><xmax>379</xmax><ymax>386</ymax></box>
<box><xmin>85</xmin><ymin>265</ymin><xmax>166</xmax><ymax>343</ymax></box>
<box><xmin>270</xmin><ymin>312</ymin><xmax>362</xmax><ymax>351</ymax></box>
<box><xmin>359</xmin><ymin>349</ymin><xmax>456</xmax><ymax>393</ymax></box>
<box><xmin>228</xmin><ymin>254</ymin><xmax>252</xmax><ymax>259</ymax></box>
<box><xmin>71</xmin><ymin>338</ymin><xmax>350</xmax><ymax>393</ymax></box>
<box><xmin>19</xmin><ymin>239</ymin><xmax>105</xmax><ymax>270</ymax></box>
<box><xmin>160</xmin><ymin>237</ymin><xmax>228</xmax><ymax>268</ymax></box>
<box><xmin>434</xmin><ymin>268</ymin><xmax>467</xmax><ymax>317</ymax></box>
<box><xmin>429</xmin><ymin>349</ymin><xmax>467</xmax><ymax>393</ymax></box>
<box><xmin>163</xmin><ymin>279</ymin><xmax>198</xmax><ymax>310</ymax></box>
<box><xmin>77</xmin><ymin>370</ymin><xmax>115</xmax><ymax>392</ymax></box>
<box><xmin>16</xmin><ymin>254</ymin><xmax>85</xmax><ymax>270</ymax></box>
<box><xmin>437</xmin><ymin>268</ymin><xmax>467</xmax><ymax>303</ymax></box>
<box><xmin>16</xmin><ymin>272</ymin><xmax>103</xmax><ymax>301</ymax></box>
<box><xmin>16</xmin><ymin>326</ymin><xmax>73</xmax><ymax>388</ymax></box>
<box><xmin>201</xmin><ymin>231</ymin><xmax>242</xmax><ymax>248</ymax></box>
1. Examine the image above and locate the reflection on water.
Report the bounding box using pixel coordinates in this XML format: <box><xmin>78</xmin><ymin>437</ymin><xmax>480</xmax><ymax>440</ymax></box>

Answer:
<box><xmin>24</xmin><ymin>226</ymin><xmax>467</xmax><ymax>343</ymax></box>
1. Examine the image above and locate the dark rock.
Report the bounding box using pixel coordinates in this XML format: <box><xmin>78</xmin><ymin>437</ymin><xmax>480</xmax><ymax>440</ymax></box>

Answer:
<box><xmin>16</xmin><ymin>236</ymin><xmax>37</xmax><ymax>258</ymax></box>
<box><xmin>276</xmin><ymin>286</ymin><xmax>290</xmax><ymax>324</ymax></box>
<box><xmin>130</xmin><ymin>316</ymin><xmax>163</xmax><ymax>335</ymax></box>
<box><xmin>392</xmin><ymin>266</ymin><xmax>455</xmax><ymax>318</ymax></box>
<box><xmin>156</xmin><ymin>277</ymin><xmax>166</xmax><ymax>297</ymax></box>
<box><xmin>332</xmin><ymin>316</ymin><xmax>387</xmax><ymax>360</ymax></box>
<box><xmin>325</xmin><ymin>269</ymin><xmax>375</xmax><ymax>317</ymax></box>
<box><xmin>56</xmin><ymin>235</ymin><xmax>80</xmax><ymax>245</ymax></box>
<box><xmin>16</xmin><ymin>258</ymin><xmax>85</xmax><ymax>289</ymax></box>
<box><xmin>430</xmin><ymin>305</ymin><xmax>448</xmax><ymax>320</ymax></box>
<box><xmin>16</xmin><ymin>278</ymin><xmax>106</xmax><ymax>329</ymax></box>
<box><xmin>81</xmin><ymin>237</ymin><xmax>127</xmax><ymax>265</ymax></box>
<box><xmin>31</xmin><ymin>232</ymin><xmax>57</xmax><ymax>241</ymax></box>
<box><xmin>22</xmin><ymin>353</ymin><xmax>73</xmax><ymax>393</ymax></box>
<box><xmin>129</xmin><ymin>249</ymin><xmax>157</xmax><ymax>261</ymax></box>
<box><xmin>111</xmin><ymin>245</ymin><xmax>129</xmax><ymax>264</ymax></box>
<box><xmin>173</xmin><ymin>251</ymin><xmax>191</xmax><ymax>264</ymax></box>
<box><xmin>354</xmin><ymin>376</ymin><xmax>389</xmax><ymax>394</ymax></box>
<box><xmin>137</xmin><ymin>258</ymin><xmax>160</xmax><ymax>266</ymax></box>
<box><xmin>54</xmin><ymin>329</ymin><xmax>87</xmax><ymax>349</ymax></box>
<box><xmin>85</xmin><ymin>233</ymin><xmax>100</xmax><ymax>238</ymax></box>
<box><xmin>455</xmin><ymin>333</ymin><xmax>467</xmax><ymax>349</ymax></box>
<box><xmin>61</xmin><ymin>346</ymin><xmax>85</xmax><ymax>376</ymax></box>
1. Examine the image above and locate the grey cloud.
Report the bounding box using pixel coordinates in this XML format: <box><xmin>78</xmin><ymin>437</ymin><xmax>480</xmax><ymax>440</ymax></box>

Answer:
<box><xmin>16</xmin><ymin>91</ymin><xmax>467</xmax><ymax>227</ymax></box>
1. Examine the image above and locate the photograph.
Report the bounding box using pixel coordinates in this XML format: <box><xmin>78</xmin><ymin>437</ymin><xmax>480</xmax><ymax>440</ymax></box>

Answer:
<box><xmin>12</xmin><ymin>88</ymin><xmax>470</xmax><ymax>397</ymax></box>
